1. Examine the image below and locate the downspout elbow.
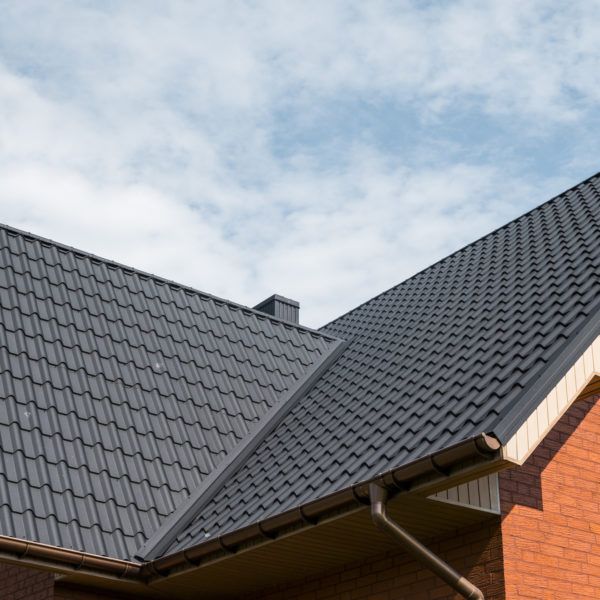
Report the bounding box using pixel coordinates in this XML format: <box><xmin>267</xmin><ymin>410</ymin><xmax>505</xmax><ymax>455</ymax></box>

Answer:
<box><xmin>369</xmin><ymin>482</ymin><xmax>391</xmax><ymax>530</ymax></box>
<box><xmin>370</xmin><ymin>509</ymin><xmax>388</xmax><ymax>531</ymax></box>
<box><xmin>368</xmin><ymin>483</ymin><xmax>485</xmax><ymax>600</ymax></box>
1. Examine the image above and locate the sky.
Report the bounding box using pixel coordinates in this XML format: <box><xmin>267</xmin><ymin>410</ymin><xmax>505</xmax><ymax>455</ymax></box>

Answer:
<box><xmin>1</xmin><ymin>1</ymin><xmax>599</xmax><ymax>327</ymax></box>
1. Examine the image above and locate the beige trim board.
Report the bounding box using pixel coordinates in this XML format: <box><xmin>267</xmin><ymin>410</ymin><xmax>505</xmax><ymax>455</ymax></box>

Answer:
<box><xmin>428</xmin><ymin>473</ymin><xmax>500</xmax><ymax>514</ymax></box>
<box><xmin>503</xmin><ymin>335</ymin><xmax>600</xmax><ymax>464</ymax></box>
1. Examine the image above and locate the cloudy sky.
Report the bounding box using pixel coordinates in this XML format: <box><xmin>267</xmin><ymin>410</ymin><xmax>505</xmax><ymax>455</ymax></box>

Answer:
<box><xmin>1</xmin><ymin>2</ymin><xmax>599</xmax><ymax>326</ymax></box>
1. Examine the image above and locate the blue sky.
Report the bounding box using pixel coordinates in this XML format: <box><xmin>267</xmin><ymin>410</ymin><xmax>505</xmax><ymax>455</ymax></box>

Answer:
<box><xmin>1</xmin><ymin>1</ymin><xmax>599</xmax><ymax>326</ymax></box>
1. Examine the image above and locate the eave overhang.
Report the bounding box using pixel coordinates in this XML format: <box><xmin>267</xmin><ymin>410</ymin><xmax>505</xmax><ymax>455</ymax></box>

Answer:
<box><xmin>143</xmin><ymin>432</ymin><xmax>505</xmax><ymax>583</ymax></box>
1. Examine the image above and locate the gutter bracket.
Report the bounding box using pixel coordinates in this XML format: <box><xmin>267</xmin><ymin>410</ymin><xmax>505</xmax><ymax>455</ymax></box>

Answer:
<box><xmin>369</xmin><ymin>483</ymin><xmax>485</xmax><ymax>600</ymax></box>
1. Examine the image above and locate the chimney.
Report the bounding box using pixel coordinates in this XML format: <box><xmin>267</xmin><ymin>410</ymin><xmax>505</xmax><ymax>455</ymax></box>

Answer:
<box><xmin>254</xmin><ymin>294</ymin><xmax>300</xmax><ymax>324</ymax></box>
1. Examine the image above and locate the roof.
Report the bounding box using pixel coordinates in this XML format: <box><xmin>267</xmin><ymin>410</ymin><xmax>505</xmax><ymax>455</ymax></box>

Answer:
<box><xmin>0</xmin><ymin>224</ymin><xmax>337</xmax><ymax>559</ymax></box>
<box><xmin>3</xmin><ymin>172</ymin><xmax>600</xmax><ymax>567</ymax></box>
<box><xmin>161</xmin><ymin>172</ymin><xmax>600</xmax><ymax>555</ymax></box>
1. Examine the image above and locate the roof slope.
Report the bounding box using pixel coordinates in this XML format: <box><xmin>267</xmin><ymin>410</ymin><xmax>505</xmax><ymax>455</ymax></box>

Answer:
<box><xmin>0</xmin><ymin>225</ymin><xmax>337</xmax><ymax>559</ymax></box>
<box><xmin>166</xmin><ymin>172</ymin><xmax>600</xmax><ymax>554</ymax></box>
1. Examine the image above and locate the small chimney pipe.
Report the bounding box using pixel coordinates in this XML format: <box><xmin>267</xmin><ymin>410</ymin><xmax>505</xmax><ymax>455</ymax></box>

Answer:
<box><xmin>254</xmin><ymin>295</ymin><xmax>300</xmax><ymax>324</ymax></box>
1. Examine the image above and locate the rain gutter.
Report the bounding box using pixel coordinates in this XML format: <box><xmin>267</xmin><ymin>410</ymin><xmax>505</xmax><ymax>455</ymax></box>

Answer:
<box><xmin>0</xmin><ymin>534</ymin><xmax>142</xmax><ymax>580</ymax></box>
<box><xmin>0</xmin><ymin>434</ymin><xmax>502</xmax><ymax>590</ymax></box>
<box><xmin>143</xmin><ymin>432</ymin><xmax>502</xmax><ymax>581</ymax></box>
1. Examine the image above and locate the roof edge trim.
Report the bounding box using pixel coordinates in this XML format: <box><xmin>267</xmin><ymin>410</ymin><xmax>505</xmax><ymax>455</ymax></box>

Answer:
<box><xmin>0</xmin><ymin>222</ymin><xmax>333</xmax><ymax>339</ymax></box>
<box><xmin>492</xmin><ymin>293</ymin><xmax>600</xmax><ymax>444</ymax></box>
<box><xmin>136</xmin><ymin>337</ymin><xmax>348</xmax><ymax>561</ymax></box>
<box><xmin>503</xmin><ymin>335</ymin><xmax>600</xmax><ymax>464</ymax></box>
<box><xmin>144</xmin><ymin>432</ymin><xmax>503</xmax><ymax>580</ymax></box>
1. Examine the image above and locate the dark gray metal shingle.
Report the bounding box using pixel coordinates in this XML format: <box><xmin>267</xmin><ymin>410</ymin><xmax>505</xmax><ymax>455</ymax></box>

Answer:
<box><xmin>0</xmin><ymin>224</ymin><xmax>337</xmax><ymax>559</ymax></box>
<box><xmin>165</xmin><ymin>173</ymin><xmax>600</xmax><ymax>555</ymax></box>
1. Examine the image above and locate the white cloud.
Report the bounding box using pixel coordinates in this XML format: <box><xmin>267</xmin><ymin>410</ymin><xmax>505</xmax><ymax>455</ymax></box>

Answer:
<box><xmin>0</xmin><ymin>1</ymin><xmax>597</xmax><ymax>326</ymax></box>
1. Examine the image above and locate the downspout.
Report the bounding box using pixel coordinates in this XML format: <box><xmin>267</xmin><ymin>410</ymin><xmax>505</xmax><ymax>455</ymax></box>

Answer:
<box><xmin>369</xmin><ymin>483</ymin><xmax>485</xmax><ymax>600</ymax></box>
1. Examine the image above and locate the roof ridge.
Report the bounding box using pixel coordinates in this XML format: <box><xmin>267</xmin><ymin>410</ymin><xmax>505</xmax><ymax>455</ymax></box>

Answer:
<box><xmin>0</xmin><ymin>222</ymin><xmax>333</xmax><ymax>340</ymax></box>
<box><xmin>135</xmin><ymin>338</ymin><xmax>348</xmax><ymax>561</ymax></box>
<box><xmin>321</xmin><ymin>170</ymin><xmax>600</xmax><ymax>331</ymax></box>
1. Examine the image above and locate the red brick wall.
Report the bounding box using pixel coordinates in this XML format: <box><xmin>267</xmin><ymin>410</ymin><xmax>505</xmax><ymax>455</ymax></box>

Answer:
<box><xmin>499</xmin><ymin>394</ymin><xmax>600</xmax><ymax>600</ymax></box>
<box><xmin>0</xmin><ymin>563</ymin><xmax>139</xmax><ymax>600</ymax></box>
<box><xmin>244</xmin><ymin>520</ymin><xmax>505</xmax><ymax>600</ymax></box>
<box><xmin>0</xmin><ymin>562</ymin><xmax>54</xmax><ymax>600</ymax></box>
<box><xmin>54</xmin><ymin>582</ymin><xmax>145</xmax><ymax>600</ymax></box>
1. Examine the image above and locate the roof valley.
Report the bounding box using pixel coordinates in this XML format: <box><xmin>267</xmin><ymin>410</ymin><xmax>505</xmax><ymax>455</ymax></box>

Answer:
<box><xmin>136</xmin><ymin>337</ymin><xmax>347</xmax><ymax>561</ymax></box>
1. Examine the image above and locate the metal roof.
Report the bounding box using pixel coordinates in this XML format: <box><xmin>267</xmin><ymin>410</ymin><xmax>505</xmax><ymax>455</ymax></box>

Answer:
<box><xmin>0</xmin><ymin>224</ymin><xmax>336</xmax><ymax>559</ymax></box>
<box><xmin>3</xmin><ymin>172</ymin><xmax>600</xmax><ymax>564</ymax></box>
<box><xmin>163</xmin><ymin>172</ymin><xmax>600</xmax><ymax>555</ymax></box>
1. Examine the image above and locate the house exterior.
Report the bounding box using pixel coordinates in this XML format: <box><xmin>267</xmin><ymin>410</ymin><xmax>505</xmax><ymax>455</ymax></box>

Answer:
<box><xmin>1</xmin><ymin>172</ymin><xmax>600</xmax><ymax>599</ymax></box>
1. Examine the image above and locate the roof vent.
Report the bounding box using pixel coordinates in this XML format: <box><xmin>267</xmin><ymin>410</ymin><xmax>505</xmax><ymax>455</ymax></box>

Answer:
<box><xmin>254</xmin><ymin>294</ymin><xmax>300</xmax><ymax>324</ymax></box>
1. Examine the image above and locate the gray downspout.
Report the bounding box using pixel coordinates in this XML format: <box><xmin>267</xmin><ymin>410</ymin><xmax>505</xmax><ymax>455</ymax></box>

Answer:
<box><xmin>369</xmin><ymin>483</ymin><xmax>485</xmax><ymax>600</ymax></box>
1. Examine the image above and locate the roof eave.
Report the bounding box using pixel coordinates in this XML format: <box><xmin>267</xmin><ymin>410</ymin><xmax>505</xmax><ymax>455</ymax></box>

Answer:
<box><xmin>144</xmin><ymin>432</ymin><xmax>504</xmax><ymax>581</ymax></box>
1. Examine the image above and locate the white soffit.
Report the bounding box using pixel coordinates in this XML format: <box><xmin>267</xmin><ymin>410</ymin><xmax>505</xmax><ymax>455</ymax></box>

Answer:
<box><xmin>428</xmin><ymin>473</ymin><xmax>500</xmax><ymax>514</ymax></box>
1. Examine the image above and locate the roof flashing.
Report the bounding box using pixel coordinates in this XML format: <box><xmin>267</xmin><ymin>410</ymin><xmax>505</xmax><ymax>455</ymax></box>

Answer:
<box><xmin>137</xmin><ymin>338</ymin><xmax>347</xmax><ymax>561</ymax></box>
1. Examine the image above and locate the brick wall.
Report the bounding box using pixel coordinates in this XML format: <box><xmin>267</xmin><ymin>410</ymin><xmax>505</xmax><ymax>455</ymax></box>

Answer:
<box><xmin>244</xmin><ymin>520</ymin><xmax>505</xmax><ymax>600</ymax></box>
<box><xmin>54</xmin><ymin>582</ymin><xmax>145</xmax><ymax>600</ymax></box>
<box><xmin>499</xmin><ymin>394</ymin><xmax>600</xmax><ymax>600</ymax></box>
<box><xmin>0</xmin><ymin>562</ymin><xmax>54</xmax><ymax>600</ymax></box>
<box><xmin>0</xmin><ymin>563</ymin><xmax>140</xmax><ymax>600</ymax></box>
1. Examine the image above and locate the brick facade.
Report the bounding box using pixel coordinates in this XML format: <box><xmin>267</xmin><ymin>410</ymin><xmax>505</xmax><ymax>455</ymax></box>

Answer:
<box><xmin>499</xmin><ymin>394</ymin><xmax>600</xmax><ymax>600</ymax></box>
<box><xmin>54</xmin><ymin>582</ymin><xmax>144</xmax><ymax>600</ymax></box>
<box><xmin>0</xmin><ymin>563</ymin><xmax>54</xmax><ymax>600</ymax></box>
<box><xmin>0</xmin><ymin>563</ymin><xmax>139</xmax><ymax>600</ymax></box>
